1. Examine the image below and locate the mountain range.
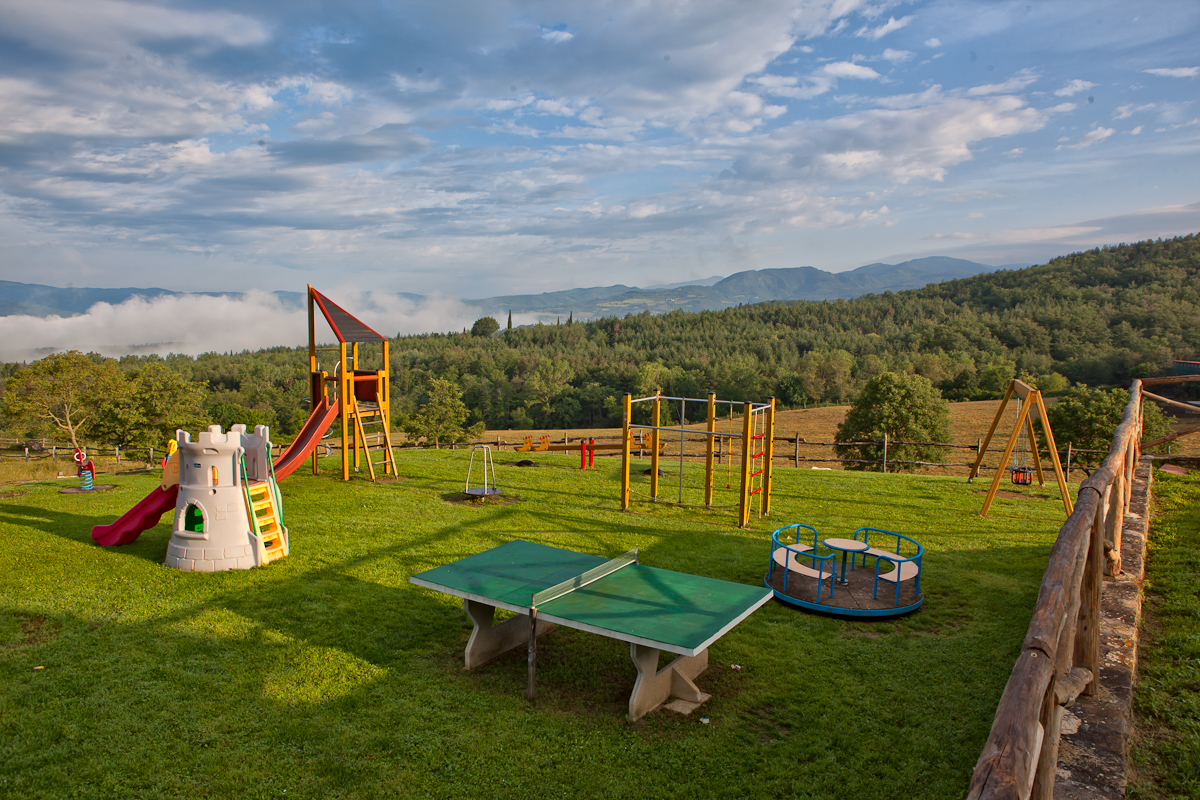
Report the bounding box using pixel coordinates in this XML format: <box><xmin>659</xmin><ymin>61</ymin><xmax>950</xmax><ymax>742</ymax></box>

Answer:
<box><xmin>466</xmin><ymin>256</ymin><xmax>1020</xmax><ymax>320</ymax></box>
<box><xmin>0</xmin><ymin>256</ymin><xmax>1021</xmax><ymax>321</ymax></box>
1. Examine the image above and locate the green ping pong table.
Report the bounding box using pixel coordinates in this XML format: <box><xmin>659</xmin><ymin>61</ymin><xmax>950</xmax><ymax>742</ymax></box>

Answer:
<box><xmin>410</xmin><ymin>539</ymin><xmax>773</xmax><ymax>720</ymax></box>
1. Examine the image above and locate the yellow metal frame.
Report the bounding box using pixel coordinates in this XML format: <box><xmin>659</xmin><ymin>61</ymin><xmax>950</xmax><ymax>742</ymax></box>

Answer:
<box><xmin>620</xmin><ymin>391</ymin><xmax>774</xmax><ymax>528</ymax></box>
<box><xmin>969</xmin><ymin>379</ymin><xmax>1073</xmax><ymax>518</ymax></box>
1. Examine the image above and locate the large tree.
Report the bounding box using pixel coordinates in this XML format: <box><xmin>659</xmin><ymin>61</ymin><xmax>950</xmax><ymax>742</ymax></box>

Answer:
<box><xmin>91</xmin><ymin>362</ymin><xmax>210</xmax><ymax>448</ymax></box>
<box><xmin>1046</xmin><ymin>385</ymin><xmax>1170</xmax><ymax>466</ymax></box>
<box><xmin>834</xmin><ymin>372</ymin><xmax>951</xmax><ymax>471</ymax></box>
<box><xmin>404</xmin><ymin>378</ymin><xmax>484</xmax><ymax>448</ymax></box>
<box><xmin>1</xmin><ymin>351</ymin><xmax>128</xmax><ymax>451</ymax></box>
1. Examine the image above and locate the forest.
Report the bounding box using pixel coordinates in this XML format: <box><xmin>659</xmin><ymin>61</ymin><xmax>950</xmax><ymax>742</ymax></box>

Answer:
<box><xmin>2</xmin><ymin>234</ymin><xmax>1197</xmax><ymax>443</ymax></box>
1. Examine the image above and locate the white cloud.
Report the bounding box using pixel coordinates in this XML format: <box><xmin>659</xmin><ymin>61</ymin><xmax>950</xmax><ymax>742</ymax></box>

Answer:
<box><xmin>1143</xmin><ymin>67</ymin><xmax>1199</xmax><ymax>78</ymax></box>
<box><xmin>541</xmin><ymin>29</ymin><xmax>574</xmax><ymax>44</ymax></box>
<box><xmin>0</xmin><ymin>290</ymin><xmax>481</xmax><ymax>362</ymax></box>
<box><xmin>754</xmin><ymin>61</ymin><xmax>881</xmax><ymax>100</ymax></box>
<box><xmin>924</xmin><ymin>38</ymin><xmax>941</xmax><ymax>47</ymax></box>
<box><xmin>1130</xmin><ymin>126</ymin><xmax>1143</xmax><ymax>135</ymax></box>
<box><xmin>1003</xmin><ymin>148</ymin><xmax>1024</xmax><ymax>156</ymax></box>
<box><xmin>967</xmin><ymin>70</ymin><xmax>1039</xmax><ymax>96</ymax></box>
<box><xmin>1056</xmin><ymin>127</ymin><xmax>1115</xmax><ymax>150</ymax></box>
<box><xmin>881</xmin><ymin>49</ymin><xmax>913</xmax><ymax>62</ymax></box>
<box><xmin>1054</xmin><ymin>79</ymin><xmax>1095</xmax><ymax>97</ymax></box>
<box><xmin>1113</xmin><ymin>103</ymin><xmax>1156</xmax><ymax>120</ymax></box>
<box><xmin>856</xmin><ymin>15</ymin><xmax>914</xmax><ymax>40</ymax></box>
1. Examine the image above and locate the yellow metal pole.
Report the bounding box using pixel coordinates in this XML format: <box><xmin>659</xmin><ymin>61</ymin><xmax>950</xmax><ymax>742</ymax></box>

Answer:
<box><xmin>739</xmin><ymin>401</ymin><xmax>752</xmax><ymax>527</ymax></box>
<box><xmin>351</xmin><ymin>342</ymin><xmax>361</xmax><ymax>473</ymax></box>
<box><xmin>650</xmin><ymin>390</ymin><xmax>660</xmax><ymax>500</ymax></box>
<box><xmin>340</xmin><ymin>342</ymin><xmax>350</xmax><ymax>481</ymax></box>
<box><xmin>1025</xmin><ymin>401</ymin><xmax>1045</xmax><ymax>485</ymax></box>
<box><xmin>382</xmin><ymin>339</ymin><xmax>391</xmax><ymax>474</ymax></box>
<box><xmin>308</xmin><ymin>285</ymin><xmax>319</xmax><ymax>476</ymax></box>
<box><xmin>704</xmin><ymin>392</ymin><xmax>715</xmax><ymax>507</ymax></box>
<box><xmin>621</xmin><ymin>393</ymin><xmax>631</xmax><ymax>510</ymax></box>
<box><xmin>762</xmin><ymin>397</ymin><xmax>775</xmax><ymax>517</ymax></box>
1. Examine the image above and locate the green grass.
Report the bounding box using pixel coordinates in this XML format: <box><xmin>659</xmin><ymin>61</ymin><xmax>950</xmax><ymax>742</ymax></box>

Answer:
<box><xmin>0</xmin><ymin>452</ymin><xmax>1071</xmax><ymax>799</ymax></box>
<box><xmin>1130</xmin><ymin>471</ymin><xmax>1200</xmax><ymax>800</ymax></box>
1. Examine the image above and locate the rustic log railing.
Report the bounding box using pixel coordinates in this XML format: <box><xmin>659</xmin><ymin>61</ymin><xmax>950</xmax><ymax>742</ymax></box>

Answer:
<box><xmin>965</xmin><ymin>381</ymin><xmax>1145</xmax><ymax>799</ymax></box>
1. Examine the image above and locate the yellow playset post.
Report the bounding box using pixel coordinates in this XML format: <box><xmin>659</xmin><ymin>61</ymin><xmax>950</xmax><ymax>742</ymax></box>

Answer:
<box><xmin>969</xmin><ymin>378</ymin><xmax>1072</xmax><ymax>518</ymax></box>
<box><xmin>307</xmin><ymin>286</ymin><xmax>396</xmax><ymax>482</ymax></box>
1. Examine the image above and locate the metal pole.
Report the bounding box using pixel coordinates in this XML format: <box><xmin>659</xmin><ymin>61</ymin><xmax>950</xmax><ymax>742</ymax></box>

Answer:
<box><xmin>620</xmin><ymin>393</ymin><xmax>631</xmax><ymax>510</ymax></box>
<box><xmin>678</xmin><ymin>397</ymin><xmax>685</xmax><ymax>503</ymax></box>
<box><xmin>705</xmin><ymin>392</ymin><xmax>715</xmax><ymax>507</ymax></box>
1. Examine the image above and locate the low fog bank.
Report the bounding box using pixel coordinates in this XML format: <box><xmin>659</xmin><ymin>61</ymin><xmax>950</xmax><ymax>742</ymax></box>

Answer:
<box><xmin>0</xmin><ymin>289</ymin><xmax>513</xmax><ymax>363</ymax></box>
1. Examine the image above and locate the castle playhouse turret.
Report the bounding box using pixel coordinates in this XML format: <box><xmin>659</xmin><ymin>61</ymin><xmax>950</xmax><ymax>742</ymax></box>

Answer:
<box><xmin>164</xmin><ymin>424</ymin><xmax>288</xmax><ymax>572</ymax></box>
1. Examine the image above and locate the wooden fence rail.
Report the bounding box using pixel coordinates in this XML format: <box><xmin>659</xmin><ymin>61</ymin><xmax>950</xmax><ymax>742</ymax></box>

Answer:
<box><xmin>965</xmin><ymin>381</ymin><xmax>1145</xmax><ymax>800</ymax></box>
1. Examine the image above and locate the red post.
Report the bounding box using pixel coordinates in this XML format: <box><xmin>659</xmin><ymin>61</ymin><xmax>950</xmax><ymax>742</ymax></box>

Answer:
<box><xmin>580</xmin><ymin>439</ymin><xmax>587</xmax><ymax>470</ymax></box>
<box><xmin>589</xmin><ymin>439</ymin><xmax>595</xmax><ymax>468</ymax></box>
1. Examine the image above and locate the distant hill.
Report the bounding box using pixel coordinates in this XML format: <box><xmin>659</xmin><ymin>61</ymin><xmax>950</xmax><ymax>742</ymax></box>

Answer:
<box><xmin>466</xmin><ymin>256</ymin><xmax>1006</xmax><ymax>319</ymax></box>
<box><xmin>0</xmin><ymin>281</ymin><xmax>309</xmax><ymax>318</ymax></box>
<box><xmin>0</xmin><ymin>256</ymin><xmax>1006</xmax><ymax>320</ymax></box>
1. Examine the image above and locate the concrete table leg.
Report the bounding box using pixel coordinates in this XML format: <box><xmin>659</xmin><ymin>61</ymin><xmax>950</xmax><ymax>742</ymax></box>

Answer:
<box><xmin>462</xmin><ymin>599</ymin><xmax>554</xmax><ymax>670</ymax></box>
<box><xmin>628</xmin><ymin>643</ymin><xmax>711</xmax><ymax>721</ymax></box>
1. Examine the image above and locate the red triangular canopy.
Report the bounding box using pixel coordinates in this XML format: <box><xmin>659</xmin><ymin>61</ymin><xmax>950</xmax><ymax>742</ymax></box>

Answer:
<box><xmin>311</xmin><ymin>289</ymin><xmax>387</xmax><ymax>344</ymax></box>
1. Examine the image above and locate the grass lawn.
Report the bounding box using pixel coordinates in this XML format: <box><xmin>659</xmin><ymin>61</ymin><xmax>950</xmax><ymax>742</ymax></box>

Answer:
<box><xmin>1</xmin><ymin>450</ymin><xmax>1072</xmax><ymax>799</ymax></box>
<box><xmin>1130</xmin><ymin>470</ymin><xmax>1200</xmax><ymax>799</ymax></box>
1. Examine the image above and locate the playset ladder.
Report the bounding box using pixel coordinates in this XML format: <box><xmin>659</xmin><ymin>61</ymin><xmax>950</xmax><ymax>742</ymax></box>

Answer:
<box><xmin>350</xmin><ymin>395</ymin><xmax>397</xmax><ymax>482</ymax></box>
<box><xmin>244</xmin><ymin>477</ymin><xmax>289</xmax><ymax>564</ymax></box>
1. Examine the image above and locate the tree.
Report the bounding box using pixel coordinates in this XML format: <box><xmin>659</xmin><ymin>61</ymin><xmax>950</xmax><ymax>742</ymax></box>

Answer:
<box><xmin>834</xmin><ymin>372</ymin><xmax>951</xmax><ymax>471</ymax></box>
<box><xmin>776</xmin><ymin>374</ymin><xmax>810</xmax><ymax>409</ymax></box>
<box><xmin>471</xmin><ymin>316</ymin><xmax>500</xmax><ymax>338</ymax></box>
<box><xmin>1046</xmin><ymin>385</ymin><xmax>1170</xmax><ymax>466</ymax></box>
<box><xmin>91</xmin><ymin>363</ymin><xmax>210</xmax><ymax>449</ymax></box>
<box><xmin>523</xmin><ymin>358</ymin><xmax>575</xmax><ymax>422</ymax></box>
<box><xmin>507</xmin><ymin>310</ymin><xmax>512</xmax><ymax>331</ymax></box>
<box><xmin>404</xmin><ymin>378</ymin><xmax>484</xmax><ymax>448</ymax></box>
<box><xmin>1</xmin><ymin>351</ymin><xmax>128</xmax><ymax>451</ymax></box>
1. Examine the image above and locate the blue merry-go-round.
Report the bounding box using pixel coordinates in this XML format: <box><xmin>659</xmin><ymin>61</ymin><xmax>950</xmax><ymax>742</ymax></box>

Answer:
<box><xmin>765</xmin><ymin>523</ymin><xmax>924</xmax><ymax>618</ymax></box>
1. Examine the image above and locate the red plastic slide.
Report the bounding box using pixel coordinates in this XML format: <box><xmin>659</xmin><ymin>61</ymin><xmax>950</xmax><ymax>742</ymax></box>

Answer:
<box><xmin>91</xmin><ymin>484</ymin><xmax>180</xmax><ymax>546</ymax></box>
<box><xmin>272</xmin><ymin>400</ymin><xmax>340</xmax><ymax>480</ymax></box>
<box><xmin>91</xmin><ymin>401</ymin><xmax>340</xmax><ymax>547</ymax></box>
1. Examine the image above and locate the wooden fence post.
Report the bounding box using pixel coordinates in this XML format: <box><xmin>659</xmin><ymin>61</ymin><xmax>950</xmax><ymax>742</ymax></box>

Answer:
<box><xmin>882</xmin><ymin>432</ymin><xmax>888</xmax><ymax>474</ymax></box>
<box><xmin>794</xmin><ymin>434</ymin><xmax>799</xmax><ymax>467</ymax></box>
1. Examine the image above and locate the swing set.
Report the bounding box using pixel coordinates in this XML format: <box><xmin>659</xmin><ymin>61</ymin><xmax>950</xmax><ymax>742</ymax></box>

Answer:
<box><xmin>618</xmin><ymin>391</ymin><xmax>775</xmax><ymax>528</ymax></box>
<box><xmin>968</xmin><ymin>379</ymin><xmax>1072</xmax><ymax>518</ymax></box>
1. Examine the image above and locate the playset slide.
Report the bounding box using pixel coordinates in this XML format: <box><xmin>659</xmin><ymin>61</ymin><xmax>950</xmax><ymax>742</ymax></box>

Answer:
<box><xmin>92</xmin><ymin>401</ymin><xmax>340</xmax><ymax>546</ymax></box>
<box><xmin>271</xmin><ymin>399</ymin><xmax>340</xmax><ymax>480</ymax></box>
<box><xmin>91</xmin><ymin>484</ymin><xmax>180</xmax><ymax>546</ymax></box>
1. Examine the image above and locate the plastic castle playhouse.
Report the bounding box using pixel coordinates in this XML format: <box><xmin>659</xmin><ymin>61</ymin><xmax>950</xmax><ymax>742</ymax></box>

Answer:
<box><xmin>163</xmin><ymin>424</ymin><xmax>288</xmax><ymax>572</ymax></box>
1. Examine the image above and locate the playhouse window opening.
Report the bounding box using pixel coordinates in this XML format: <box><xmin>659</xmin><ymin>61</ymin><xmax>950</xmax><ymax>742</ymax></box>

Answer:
<box><xmin>184</xmin><ymin>504</ymin><xmax>205</xmax><ymax>533</ymax></box>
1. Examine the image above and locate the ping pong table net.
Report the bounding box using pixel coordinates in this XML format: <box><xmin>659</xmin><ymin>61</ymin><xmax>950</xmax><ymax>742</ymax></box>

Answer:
<box><xmin>530</xmin><ymin>548</ymin><xmax>638</xmax><ymax>609</ymax></box>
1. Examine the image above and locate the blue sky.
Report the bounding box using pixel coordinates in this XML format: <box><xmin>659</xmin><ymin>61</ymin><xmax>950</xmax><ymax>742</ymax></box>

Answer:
<box><xmin>1</xmin><ymin>0</ymin><xmax>1198</xmax><ymax>300</ymax></box>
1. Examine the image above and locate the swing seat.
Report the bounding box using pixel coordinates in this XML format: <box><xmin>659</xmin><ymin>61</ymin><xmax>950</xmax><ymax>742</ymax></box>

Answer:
<box><xmin>1011</xmin><ymin>467</ymin><xmax>1033</xmax><ymax>486</ymax></box>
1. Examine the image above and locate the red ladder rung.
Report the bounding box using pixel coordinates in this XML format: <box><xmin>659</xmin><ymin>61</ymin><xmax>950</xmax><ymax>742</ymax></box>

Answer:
<box><xmin>749</xmin><ymin>487</ymin><xmax>762</xmax><ymax>496</ymax></box>
<box><xmin>751</xmin><ymin>469</ymin><xmax>763</xmax><ymax>478</ymax></box>
<box><xmin>752</xmin><ymin>451</ymin><xmax>764</xmax><ymax>458</ymax></box>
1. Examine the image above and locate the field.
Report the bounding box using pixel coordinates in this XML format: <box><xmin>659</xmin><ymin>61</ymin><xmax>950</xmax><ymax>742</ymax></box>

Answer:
<box><xmin>0</xmin><ymin>446</ymin><xmax>1074</xmax><ymax>799</ymax></box>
